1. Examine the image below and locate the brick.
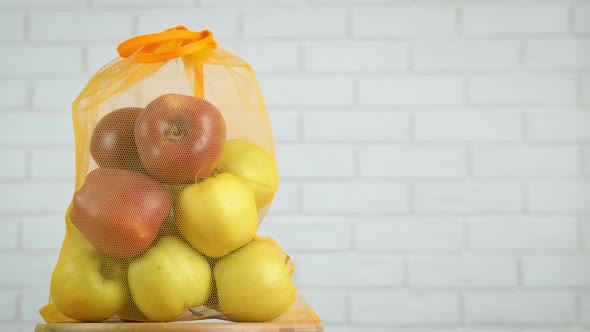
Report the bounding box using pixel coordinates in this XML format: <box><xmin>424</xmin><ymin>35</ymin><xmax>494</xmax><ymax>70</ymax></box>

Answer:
<box><xmin>409</xmin><ymin>256</ymin><xmax>517</xmax><ymax>287</ymax></box>
<box><xmin>464</xmin><ymin>292</ymin><xmax>575</xmax><ymax>323</ymax></box>
<box><xmin>0</xmin><ymin>220</ymin><xmax>18</xmax><ymax>249</ymax></box>
<box><xmin>0</xmin><ymin>115</ymin><xmax>73</xmax><ymax>145</ymax></box>
<box><xmin>469</xmin><ymin>77</ymin><xmax>576</xmax><ymax>104</ymax></box>
<box><xmin>258</xmin><ymin>76</ymin><xmax>354</xmax><ymax>107</ymax></box>
<box><xmin>523</xmin><ymin>256</ymin><xmax>590</xmax><ymax>287</ymax></box>
<box><xmin>268</xmin><ymin>112</ymin><xmax>299</xmax><ymax>143</ymax></box>
<box><xmin>269</xmin><ymin>182</ymin><xmax>298</xmax><ymax>214</ymax></box>
<box><xmin>0</xmin><ymin>0</ymin><xmax>81</xmax><ymax>5</ymax></box>
<box><xmin>584</xmin><ymin>77</ymin><xmax>590</xmax><ymax>105</ymax></box>
<box><xmin>304</xmin><ymin>112</ymin><xmax>408</xmax><ymax>143</ymax></box>
<box><xmin>0</xmin><ymin>292</ymin><xmax>17</xmax><ymax>321</ymax></box>
<box><xmin>350</xmin><ymin>292</ymin><xmax>459</xmax><ymax>324</ymax></box>
<box><xmin>360</xmin><ymin>147</ymin><xmax>466</xmax><ymax>178</ymax></box>
<box><xmin>304</xmin><ymin>42</ymin><xmax>407</xmax><ymax>72</ymax></box>
<box><xmin>0</xmin><ymin>80</ymin><xmax>28</xmax><ymax>109</ymax></box>
<box><xmin>17</xmin><ymin>323</ymin><xmax>40</xmax><ymax>332</ymax></box>
<box><xmin>31</xmin><ymin>149</ymin><xmax>75</xmax><ymax>179</ymax></box>
<box><xmin>302</xmin><ymin>182</ymin><xmax>408</xmax><ymax>214</ymax></box>
<box><xmin>0</xmin><ymin>149</ymin><xmax>26</xmax><ymax>179</ymax></box>
<box><xmin>295</xmin><ymin>255</ymin><xmax>402</xmax><ymax>287</ymax></box>
<box><xmin>317</xmin><ymin>326</ymin><xmax>397</xmax><ymax>332</ymax></box>
<box><xmin>92</xmin><ymin>0</ymin><xmax>193</xmax><ymax>5</ymax></box>
<box><xmin>584</xmin><ymin>222</ymin><xmax>590</xmax><ymax>249</ymax></box>
<box><xmin>30</xmin><ymin>13</ymin><xmax>133</xmax><ymax>42</ymax></box>
<box><xmin>0</xmin><ymin>253</ymin><xmax>57</xmax><ymax>286</ymax></box>
<box><xmin>21</xmin><ymin>218</ymin><xmax>65</xmax><ymax>250</ymax></box>
<box><xmin>0</xmin><ymin>47</ymin><xmax>83</xmax><ymax>76</ymax></box>
<box><xmin>138</xmin><ymin>10</ymin><xmax>240</xmax><ymax>40</ymax></box>
<box><xmin>575</xmin><ymin>5</ymin><xmax>590</xmax><ymax>33</ymax></box>
<box><xmin>0</xmin><ymin>13</ymin><xmax>24</xmax><ymax>41</ymax></box>
<box><xmin>473</xmin><ymin>147</ymin><xmax>579</xmax><ymax>177</ymax></box>
<box><xmin>258</xmin><ymin>222</ymin><xmax>351</xmax><ymax>250</ymax></box>
<box><xmin>20</xmin><ymin>291</ymin><xmax>48</xmax><ymax>321</ymax></box>
<box><xmin>0</xmin><ymin>183</ymin><xmax>73</xmax><ymax>213</ymax></box>
<box><xmin>32</xmin><ymin>79</ymin><xmax>87</xmax><ymax>110</ymax></box>
<box><xmin>356</xmin><ymin>222</ymin><xmax>463</xmax><ymax>251</ymax></box>
<box><xmin>528</xmin><ymin>112</ymin><xmax>590</xmax><ymax>142</ymax></box>
<box><xmin>244</xmin><ymin>8</ymin><xmax>347</xmax><ymax>38</ymax></box>
<box><xmin>225</xmin><ymin>42</ymin><xmax>298</xmax><ymax>73</ymax></box>
<box><xmin>463</xmin><ymin>4</ymin><xmax>568</xmax><ymax>35</ymax></box>
<box><xmin>525</xmin><ymin>39</ymin><xmax>590</xmax><ymax>69</ymax></box>
<box><xmin>469</xmin><ymin>219</ymin><xmax>578</xmax><ymax>251</ymax></box>
<box><xmin>415</xmin><ymin>182</ymin><xmax>522</xmax><ymax>213</ymax></box>
<box><xmin>582</xmin><ymin>294</ymin><xmax>590</xmax><ymax>324</ymax></box>
<box><xmin>298</xmin><ymin>291</ymin><xmax>347</xmax><ymax>324</ymax></box>
<box><xmin>359</xmin><ymin>77</ymin><xmax>463</xmax><ymax>106</ymax></box>
<box><xmin>528</xmin><ymin>182</ymin><xmax>590</xmax><ymax>212</ymax></box>
<box><xmin>353</xmin><ymin>7</ymin><xmax>455</xmax><ymax>37</ymax></box>
<box><xmin>276</xmin><ymin>146</ymin><xmax>354</xmax><ymax>178</ymax></box>
<box><xmin>415</xmin><ymin>111</ymin><xmax>520</xmax><ymax>142</ymax></box>
<box><xmin>201</xmin><ymin>0</ymin><xmax>303</xmax><ymax>3</ymax></box>
<box><xmin>87</xmin><ymin>46</ymin><xmax>119</xmax><ymax>75</ymax></box>
<box><xmin>414</xmin><ymin>41</ymin><xmax>518</xmax><ymax>71</ymax></box>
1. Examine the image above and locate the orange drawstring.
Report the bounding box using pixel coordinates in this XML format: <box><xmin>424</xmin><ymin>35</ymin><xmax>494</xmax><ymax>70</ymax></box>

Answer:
<box><xmin>117</xmin><ymin>25</ymin><xmax>217</xmax><ymax>63</ymax></box>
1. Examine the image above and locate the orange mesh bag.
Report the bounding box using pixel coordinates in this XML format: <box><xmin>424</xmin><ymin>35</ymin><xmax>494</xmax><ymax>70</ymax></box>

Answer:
<box><xmin>39</xmin><ymin>26</ymin><xmax>321</xmax><ymax>325</ymax></box>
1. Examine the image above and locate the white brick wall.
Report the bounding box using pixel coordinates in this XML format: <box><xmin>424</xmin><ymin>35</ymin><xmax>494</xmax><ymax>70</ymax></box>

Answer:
<box><xmin>414</xmin><ymin>111</ymin><xmax>521</xmax><ymax>142</ymax></box>
<box><xmin>414</xmin><ymin>182</ymin><xmax>522</xmax><ymax>213</ymax></box>
<box><xmin>469</xmin><ymin>77</ymin><xmax>577</xmax><ymax>105</ymax></box>
<box><xmin>464</xmin><ymin>292</ymin><xmax>576</xmax><ymax>323</ymax></box>
<box><xmin>472</xmin><ymin>147</ymin><xmax>579</xmax><ymax>177</ymax></box>
<box><xmin>352</xmin><ymin>8</ymin><xmax>456</xmax><ymax>37</ymax></box>
<box><xmin>468</xmin><ymin>218</ymin><xmax>578</xmax><ymax>251</ymax></box>
<box><xmin>408</xmin><ymin>255</ymin><xmax>518</xmax><ymax>288</ymax></box>
<box><xmin>30</xmin><ymin>13</ymin><xmax>134</xmax><ymax>42</ymax></box>
<box><xmin>1</xmin><ymin>1</ymin><xmax>589</xmax><ymax>331</ymax></box>
<box><xmin>355</xmin><ymin>221</ymin><xmax>463</xmax><ymax>251</ymax></box>
<box><xmin>359</xmin><ymin>77</ymin><xmax>463</xmax><ymax>105</ymax></box>
<box><xmin>350</xmin><ymin>292</ymin><xmax>459</xmax><ymax>324</ymax></box>
<box><xmin>523</xmin><ymin>256</ymin><xmax>590</xmax><ymax>287</ymax></box>
<box><xmin>413</xmin><ymin>41</ymin><xmax>519</xmax><ymax>72</ymax></box>
<box><xmin>295</xmin><ymin>255</ymin><xmax>403</xmax><ymax>287</ymax></box>
<box><xmin>462</xmin><ymin>4</ymin><xmax>569</xmax><ymax>35</ymax></box>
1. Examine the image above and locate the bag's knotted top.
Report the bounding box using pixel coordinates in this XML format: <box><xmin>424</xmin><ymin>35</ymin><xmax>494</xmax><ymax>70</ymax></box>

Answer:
<box><xmin>117</xmin><ymin>25</ymin><xmax>217</xmax><ymax>63</ymax></box>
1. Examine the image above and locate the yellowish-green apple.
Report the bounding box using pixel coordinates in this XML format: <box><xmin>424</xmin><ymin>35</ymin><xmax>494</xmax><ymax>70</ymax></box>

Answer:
<box><xmin>175</xmin><ymin>172</ymin><xmax>258</xmax><ymax>258</ymax></box>
<box><xmin>128</xmin><ymin>236</ymin><xmax>211</xmax><ymax>321</ymax></box>
<box><xmin>214</xmin><ymin>240</ymin><xmax>296</xmax><ymax>322</ymax></box>
<box><xmin>50</xmin><ymin>241</ymin><xmax>128</xmax><ymax>322</ymax></box>
<box><xmin>218</xmin><ymin>139</ymin><xmax>279</xmax><ymax>209</ymax></box>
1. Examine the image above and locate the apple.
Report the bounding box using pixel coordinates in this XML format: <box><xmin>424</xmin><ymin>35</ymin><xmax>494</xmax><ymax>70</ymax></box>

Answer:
<box><xmin>218</xmin><ymin>139</ymin><xmax>279</xmax><ymax>209</ymax></box>
<box><xmin>128</xmin><ymin>236</ymin><xmax>212</xmax><ymax>321</ymax></box>
<box><xmin>214</xmin><ymin>240</ymin><xmax>296</xmax><ymax>322</ymax></box>
<box><xmin>90</xmin><ymin>107</ymin><xmax>145</xmax><ymax>173</ymax></box>
<box><xmin>175</xmin><ymin>172</ymin><xmax>258</xmax><ymax>258</ymax></box>
<box><xmin>134</xmin><ymin>94</ymin><xmax>226</xmax><ymax>184</ymax></box>
<box><xmin>70</xmin><ymin>168</ymin><xmax>172</xmax><ymax>258</ymax></box>
<box><xmin>50</xmin><ymin>236</ymin><xmax>128</xmax><ymax>322</ymax></box>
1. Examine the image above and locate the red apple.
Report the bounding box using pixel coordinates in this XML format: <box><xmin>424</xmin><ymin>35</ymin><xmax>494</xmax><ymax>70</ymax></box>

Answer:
<box><xmin>134</xmin><ymin>94</ymin><xmax>226</xmax><ymax>184</ymax></box>
<box><xmin>70</xmin><ymin>168</ymin><xmax>172</xmax><ymax>258</ymax></box>
<box><xmin>90</xmin><ymin>107</ymin><xmax>146</xmax><ymax>173</ymax></box>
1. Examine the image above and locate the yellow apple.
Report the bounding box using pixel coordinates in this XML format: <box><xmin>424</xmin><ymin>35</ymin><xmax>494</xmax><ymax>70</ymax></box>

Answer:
<box><xmin>218</xmin><ymin>139</ymin><xmax>279</xmax><ymax>209</ymax></box>
<box><xmin>128</xmin><ymin>236</ymin><xmax>211</xmax><ymax>321</ymax></box>
<box><xmin>175</xmin><ymin>172</ymin><xmax>258</xmax><ymax>258</ymax></box>
<box><xmin>214</xmin><ymin>240</ymin><xmax>296</xmax><ymax>322</ymax></box>
<box><xmin>50</xmin><ymin>244</ymin><xmax>128</xmax><ymax>322</ymax></box>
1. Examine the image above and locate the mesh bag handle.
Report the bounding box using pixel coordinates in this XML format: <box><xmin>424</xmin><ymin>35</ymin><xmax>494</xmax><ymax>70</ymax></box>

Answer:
<box><xmin>117</xmin><ymin>25</ymin><xmax>217</xmax><ymax>63</ymax></box>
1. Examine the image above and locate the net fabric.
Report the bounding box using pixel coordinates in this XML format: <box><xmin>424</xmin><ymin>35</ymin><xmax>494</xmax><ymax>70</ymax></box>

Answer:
<box><xmin>39</xmin><ymin>26</ymin><xmax>320</xmax><ymax>324</ymax></box>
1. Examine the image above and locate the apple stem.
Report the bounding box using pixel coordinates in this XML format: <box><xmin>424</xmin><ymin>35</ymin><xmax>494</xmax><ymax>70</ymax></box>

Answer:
<box><xmin>194</xmin><ymin>167</ymin><xmax>221</xmax><ymax>183</ymax></box>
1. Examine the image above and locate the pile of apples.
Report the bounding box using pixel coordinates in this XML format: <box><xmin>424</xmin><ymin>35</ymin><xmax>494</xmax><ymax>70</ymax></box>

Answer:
<box><xmin>50</xmin><ymin>94</ymin><xmax>294</xmax><ymax>322</ymax></box>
